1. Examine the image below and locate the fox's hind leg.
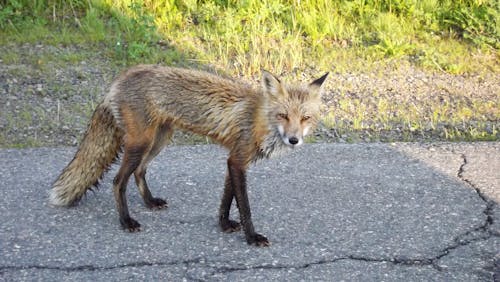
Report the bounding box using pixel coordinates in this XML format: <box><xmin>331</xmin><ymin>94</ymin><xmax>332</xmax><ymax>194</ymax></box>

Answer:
<box><xmin>219</xmin><ymin>172</ymin><xmax>241</xmax><ymax>233</ymax></box>
<box><xmin>114</xmin><ymin>141</ymin><xmax>148</xmax><ymax>232</ymax></box>
<box><xmin>134</xmin><ymin>122</ymin><xmax>173</xmax><ymax>209</ymax></box>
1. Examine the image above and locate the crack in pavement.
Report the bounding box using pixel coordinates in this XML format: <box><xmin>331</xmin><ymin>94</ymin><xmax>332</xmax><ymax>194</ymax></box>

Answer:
<box><xmin>430</xmin><ymin>151</ymin><xmax>499</xmax><ymax>279</ymax></box>
<box><xmin>210</xmin><ymin>255</ymin><xmax>435</xmax><ymax>275</ymax></box>
<box><xmin>457</xmin><ymin>153</ymin><xmax>495</xmax><ymax>231</ymax></box>
<box><xmin>4</xmin><ymin>246</ymin><xmax>494</xmax><ymax>280</ymax></box>
<box><xmin>0</xmin><ymin>254</ymin><xmax>445</xmax><ymax>276</ymax></box>
<box><xmin>205</xmin><ymin>246</ymin><xmax>492</xmax><ymax>277</ymax></box>
<box><xmin>0</xmin><ymin>257</ymin><xmax>203</xmax><ymax>273</ymax></box>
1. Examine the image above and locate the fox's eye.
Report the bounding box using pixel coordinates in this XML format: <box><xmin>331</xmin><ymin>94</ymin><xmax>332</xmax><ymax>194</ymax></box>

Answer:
<box><xmin>301</xmin><ymin>115</ymin><xmax>311</xmax><ymax>122</ymax></box>
<box><xmin>277</xmin><ymin>113</ymin><xmax>288</xmax><ymax>120</ymax></box>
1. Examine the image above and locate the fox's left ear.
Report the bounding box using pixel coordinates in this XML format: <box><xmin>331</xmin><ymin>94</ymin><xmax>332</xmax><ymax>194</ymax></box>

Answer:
<box><xmin>309</xmin><ymin>72</ymin><xmax>329</xmax><ymax>94</ymax></box>
<box><xmin>261</xmin><ymin>70</ymin><xmax>286</xmax><ymax>98</ymax></box>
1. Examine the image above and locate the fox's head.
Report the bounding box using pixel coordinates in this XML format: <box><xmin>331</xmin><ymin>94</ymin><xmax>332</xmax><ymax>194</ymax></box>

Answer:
<box><xmin>262</xmin><ymin>70</ymin><xmax>328</xmax><ymax>148</ymax></box>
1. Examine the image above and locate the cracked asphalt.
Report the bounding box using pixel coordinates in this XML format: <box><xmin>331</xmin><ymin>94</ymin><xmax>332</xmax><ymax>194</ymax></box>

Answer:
<box><xmin>0</xmin><ymin>143</ymin><xmax>499</xmax><ymax>281</ymax></box>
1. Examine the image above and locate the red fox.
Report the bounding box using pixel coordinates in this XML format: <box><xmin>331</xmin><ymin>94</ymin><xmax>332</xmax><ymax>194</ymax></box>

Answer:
<box><xmin>50</xmin><ymin>65</ymin><xmax>328</xmax><ymax>246</ymax></box>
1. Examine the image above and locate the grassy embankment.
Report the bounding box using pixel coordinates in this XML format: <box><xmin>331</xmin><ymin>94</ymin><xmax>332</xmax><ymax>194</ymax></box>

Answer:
<box><xmin>0</xmin><ymin>0</ymin><xmax>499</xmax><ymax>146</ymax></box>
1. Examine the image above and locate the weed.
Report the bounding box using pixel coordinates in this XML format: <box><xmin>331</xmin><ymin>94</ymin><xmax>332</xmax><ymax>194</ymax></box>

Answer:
<box><xmin>0</xmin><ymin>50</ymin><xmax>20</xmax><ymax>64</ymax></box>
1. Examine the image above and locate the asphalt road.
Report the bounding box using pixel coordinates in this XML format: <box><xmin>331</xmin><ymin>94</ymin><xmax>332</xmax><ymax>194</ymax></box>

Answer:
<box><xmin>0</xmin><ymin>143</ymin><xmax>499</xmax><ymax>281</ymax></box>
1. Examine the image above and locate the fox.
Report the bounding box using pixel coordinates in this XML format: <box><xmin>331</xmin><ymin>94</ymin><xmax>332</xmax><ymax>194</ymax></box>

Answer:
<box><xmin>50</xmin><ymin>65</ymin><xmax>328</xmax><ymax>246</ymax></box>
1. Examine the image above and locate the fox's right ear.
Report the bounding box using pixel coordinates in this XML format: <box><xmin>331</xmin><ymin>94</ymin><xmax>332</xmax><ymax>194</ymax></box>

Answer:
<box><xmin>308</xmin><ymin>72</ymin><xmax>329</xmax><ymax>97</ymax></box>
<box><xmin>261</xmin><ymin>70</ymin><xmax>285</xmax><ymax>98</ymax></box>
<box><xmin>309</xmin><ymin>72</ymin><xmax>329</xmax><ymax>89</ymax></box>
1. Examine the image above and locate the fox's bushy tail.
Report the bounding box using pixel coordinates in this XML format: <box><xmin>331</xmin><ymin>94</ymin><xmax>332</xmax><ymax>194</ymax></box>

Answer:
<box><xmin>50</xmin><ymin>102</ymin><xmax>123</xmax><ymax>206</ymax></box>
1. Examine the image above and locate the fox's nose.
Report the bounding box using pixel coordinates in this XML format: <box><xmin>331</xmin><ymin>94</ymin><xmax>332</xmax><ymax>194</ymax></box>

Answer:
<box><xmin>289</xmin><ymin>137</ymin><xmax>299</xmax><ymax>145</ymax></box>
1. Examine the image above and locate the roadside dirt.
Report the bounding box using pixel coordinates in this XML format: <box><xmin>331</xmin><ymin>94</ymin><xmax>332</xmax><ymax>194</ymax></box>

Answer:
<box><xmin>1</xmin><ymin>44</ymin><xmax>498</xmax><ymax>147</ymax></box>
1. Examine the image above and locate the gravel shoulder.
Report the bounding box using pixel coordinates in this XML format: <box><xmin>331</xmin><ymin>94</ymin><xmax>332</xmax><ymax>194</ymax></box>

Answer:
<box><xmin>0</xmin><ymin>44</ymin><xmax>499</xmax><ymax>147</ymax></box>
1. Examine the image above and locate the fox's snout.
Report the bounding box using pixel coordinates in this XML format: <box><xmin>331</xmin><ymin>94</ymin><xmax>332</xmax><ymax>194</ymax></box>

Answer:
<box><xmin>283</xmin><ymin>135</ymin><xmax>302</xmax><ymax>147</ymax></box>
<box><xmin>277</xmin><ymin>125</ymin><xmax>305</xmax><ymax>147</ymax></box>
<box><xmin>284</xmin><ymin>135</ymin><xmax>304</xmax><ymax>147</ymax></box>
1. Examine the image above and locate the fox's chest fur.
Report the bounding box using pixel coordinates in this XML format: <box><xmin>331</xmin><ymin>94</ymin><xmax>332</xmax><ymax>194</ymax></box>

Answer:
<box><xmin>255</xmin><ymin>127</ymin><xmax>292</xmax><ymax>161</ymax></box>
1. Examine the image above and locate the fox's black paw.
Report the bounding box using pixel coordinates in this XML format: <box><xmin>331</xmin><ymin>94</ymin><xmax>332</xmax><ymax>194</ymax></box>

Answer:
<box><xmin>220</xmin><ymin>219</ymin><xmax>241</xmax><ymax>233</ymax></box>
<box><xmin>145</xmin><ymin>197</ymin><xmax>168</xmax><ymax>210</ymax></box>
<box><xmin>246</xmin><ymin>233</ymin><xmax>270</xmax><ymax>247</ymax></box>
<box><xmin>121</xmin><ymin>217</ymin><xmax>141</xmax><ymax>232</ymax></box>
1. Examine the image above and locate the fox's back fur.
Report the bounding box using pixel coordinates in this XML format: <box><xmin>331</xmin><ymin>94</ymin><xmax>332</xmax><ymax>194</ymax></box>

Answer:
<box><xmin>50</xmin><ymin>65</ymin><xmax>327</xmax><ymax>245</ymax></box>
<box><xmin>106</xmin><ymin>66</ymin><xmax>271</xmax><ymax>158</ymax></box>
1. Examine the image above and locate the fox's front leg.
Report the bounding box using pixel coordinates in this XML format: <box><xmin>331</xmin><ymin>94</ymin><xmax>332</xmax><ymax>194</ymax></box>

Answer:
<box><xmin>226</xmin><ymin>157</ymin><xmax>270</xmax><ymax>247</ymax></box>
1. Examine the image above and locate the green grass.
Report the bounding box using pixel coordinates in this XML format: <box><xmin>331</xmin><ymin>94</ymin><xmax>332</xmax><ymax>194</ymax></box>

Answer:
<box><xmin>1</xmin><ymin>0</ymin><xmax>498</xmax><ymax>73</ymax></box>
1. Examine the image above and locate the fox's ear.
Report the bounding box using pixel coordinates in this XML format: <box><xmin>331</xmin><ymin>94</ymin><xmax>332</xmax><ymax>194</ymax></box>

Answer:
<box><xmin>261</xmin><ymin>70</ymin><xmax>285</xmax><ymax>97</ymax></box>
<box><xmin>309</xmin><ymin>72</ymin><xmax>329</xmax><ymax>92</ymax></box>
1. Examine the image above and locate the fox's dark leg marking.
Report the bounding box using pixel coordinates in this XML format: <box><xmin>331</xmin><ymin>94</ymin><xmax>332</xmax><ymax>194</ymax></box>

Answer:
<box><xmin>227</xmin><ymin>156</ymin><xmax>270</xmax><ymax>247</ymax></box>
<box><xmin>114</xmin><ymin>144</ymin><xmax>146</xmax><ymax>232</ymax></box>
<box><xmin>134</xmin><ymin>123</ymin><xmax>172</xmax><ymax>209</ymax></box>
<box><xmin>219</xmin><ymin>172</ymin><xmax>241</xmax><ymax>232</ymax></box>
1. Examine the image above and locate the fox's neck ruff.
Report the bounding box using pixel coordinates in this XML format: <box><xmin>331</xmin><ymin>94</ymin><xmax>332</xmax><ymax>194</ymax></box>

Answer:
<box><xmin>255</xmin><ymin>127</ymin><xmax>292</xmax><ymax>161</ymax></box>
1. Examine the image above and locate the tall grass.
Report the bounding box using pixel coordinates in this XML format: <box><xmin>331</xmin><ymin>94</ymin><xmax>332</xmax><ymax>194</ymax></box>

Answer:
<box><xmin>111</xmin><ymin>0</ymin><xmax>499</xmax><ymax>74</ymax></box>
<box><xmin>1</xmin><ymin>0</ymin><xmax>498</xmax><ymax>74</ymax></box>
